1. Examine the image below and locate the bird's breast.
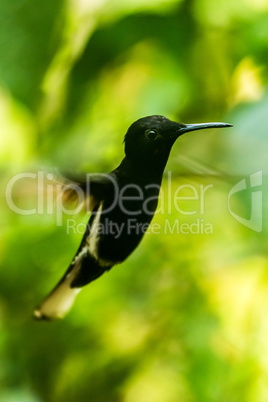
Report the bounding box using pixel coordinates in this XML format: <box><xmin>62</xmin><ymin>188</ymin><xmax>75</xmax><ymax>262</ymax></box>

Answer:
<box><xmin>87</xmin><ymin>184</ymin><xmax>160</xmax><ymax>263</ymax></box>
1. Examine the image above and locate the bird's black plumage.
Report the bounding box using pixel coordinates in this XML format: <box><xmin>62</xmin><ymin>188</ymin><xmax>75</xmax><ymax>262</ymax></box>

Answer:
<box><xmin>34</xmin><ymin>115</ymin><xmax>232</xmax><ymax>320</ymax></box>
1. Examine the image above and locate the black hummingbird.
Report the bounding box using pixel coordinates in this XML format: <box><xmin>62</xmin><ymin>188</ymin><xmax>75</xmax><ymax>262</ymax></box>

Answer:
<box><xmin>34</xmin><ymin>115</ymin><xmax>232</xmax><ymax>320</ymax></box>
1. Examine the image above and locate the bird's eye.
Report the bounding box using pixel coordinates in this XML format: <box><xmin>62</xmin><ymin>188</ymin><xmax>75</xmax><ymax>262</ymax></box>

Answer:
<box><xmin>145</xmin><ymin>129</ymin><xmax>159</xmax><ymax>140</ymax></box>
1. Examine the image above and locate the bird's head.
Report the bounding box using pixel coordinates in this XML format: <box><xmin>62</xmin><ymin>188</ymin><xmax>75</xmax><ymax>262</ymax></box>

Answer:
<box><xmin>124</xmin><ymin>115</ymin><xmax>231</xmax><ymax>171</ymax></box>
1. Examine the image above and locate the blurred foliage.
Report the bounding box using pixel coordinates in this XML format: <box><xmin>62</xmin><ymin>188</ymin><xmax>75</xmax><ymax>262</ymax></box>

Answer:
<box><xmin>1</xmin><ymin>0</ymin><xmax>268</xmax><ymax>401</ymax></box>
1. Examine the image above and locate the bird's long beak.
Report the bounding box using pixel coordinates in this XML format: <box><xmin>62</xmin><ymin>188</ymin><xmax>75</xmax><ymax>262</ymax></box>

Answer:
<box><xmin>178</xmin><ymin>122</ymin><xmax>232</xmax><ymax>135</ymax></box>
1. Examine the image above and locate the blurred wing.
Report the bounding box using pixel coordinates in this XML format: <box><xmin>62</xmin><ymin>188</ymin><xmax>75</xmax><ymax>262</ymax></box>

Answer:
<box><xmin>52</xmin><ymin>171</ymin><xmax>116</xmax><ymax>213</ymax></box>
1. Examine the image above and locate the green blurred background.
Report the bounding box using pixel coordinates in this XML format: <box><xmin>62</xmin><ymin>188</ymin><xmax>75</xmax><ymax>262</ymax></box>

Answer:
<box><xmin>1</xmin><ymin>0</ymin><xmax>268</xmax><ymax>401</ymax></box>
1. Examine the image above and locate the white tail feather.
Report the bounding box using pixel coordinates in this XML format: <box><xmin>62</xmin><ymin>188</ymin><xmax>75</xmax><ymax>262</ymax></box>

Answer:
<box><xmin>34</xmin><ymin>260</ymin><xmax>83</xmax><ymax>320</ymax></box>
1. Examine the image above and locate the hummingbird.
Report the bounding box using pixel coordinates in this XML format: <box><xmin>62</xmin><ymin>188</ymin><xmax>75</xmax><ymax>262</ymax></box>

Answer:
<box><xmin>34</xmin><ymin>115</ymin><xmax>232</xmax><ymax>320</ymax></box>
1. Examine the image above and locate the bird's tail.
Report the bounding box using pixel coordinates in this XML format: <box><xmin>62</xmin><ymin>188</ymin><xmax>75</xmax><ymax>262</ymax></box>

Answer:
<box><xmin>34</xmin><ymin>251</ymin><xmax>108</xmax><ymax>320</ymax></box>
